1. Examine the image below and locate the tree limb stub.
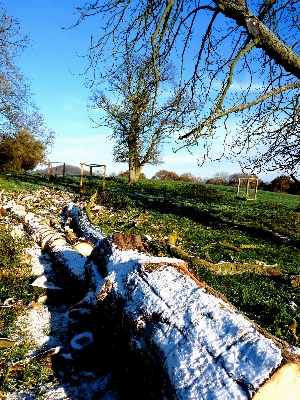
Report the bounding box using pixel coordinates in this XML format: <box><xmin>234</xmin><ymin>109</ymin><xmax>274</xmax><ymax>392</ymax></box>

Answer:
<box><xmin>176</xmin><ymin>247</ymin><xmax>282</xmax><ymax>276</ymax></box>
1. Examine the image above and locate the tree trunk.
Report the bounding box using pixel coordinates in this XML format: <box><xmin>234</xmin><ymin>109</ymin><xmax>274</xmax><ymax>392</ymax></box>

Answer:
<box><xmin>291</xmin><ymin>174</ymin><xmax>300</xmax><ymax>187</ymax></box>
<box><xmin>128</xmin><ymin>157</ymin><xmax>142</xmax><ymax>184</ymax></box>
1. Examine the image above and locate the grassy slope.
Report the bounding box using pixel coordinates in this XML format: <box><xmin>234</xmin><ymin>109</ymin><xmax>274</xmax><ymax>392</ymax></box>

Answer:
<box><xmin>1</xmin><ymin>173</ymin><xmax>300</xmax><ymax>346</ymax></box>
<box><xmin>92</xmin><ymin>177</ymin><xmax>300</xmax><ymax>344</ymax></box>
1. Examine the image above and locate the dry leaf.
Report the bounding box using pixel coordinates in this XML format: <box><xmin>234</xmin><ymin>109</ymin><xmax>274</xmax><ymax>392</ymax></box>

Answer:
<box><xmin>0</xmin><ymin>338</ymin><xmax>16</xmax><ymax>349</ymax></box>
<box><xmin>8</xmin><ymin>347</ymin><xmax>60</xmax><ymax>374</ymax></box>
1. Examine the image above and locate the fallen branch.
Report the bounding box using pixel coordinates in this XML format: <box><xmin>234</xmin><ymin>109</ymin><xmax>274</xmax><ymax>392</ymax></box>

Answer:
<box><xmin>167</xmin><ymin>232</ymin><xmax>282</xmax><ymax>276</ymax></box>
<box><xmin>64</xmin><ymin>202</ymin><xmax>105</xmax><ymax>246</ymax></box>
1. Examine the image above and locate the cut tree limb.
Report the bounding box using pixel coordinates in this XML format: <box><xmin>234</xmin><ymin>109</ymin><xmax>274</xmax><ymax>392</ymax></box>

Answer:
<box><xmin>64</xmin><ymin>202</ymin><xmax>105</xmax><ymax>246</ymax></box>
<box><xmin>90</xmin><ymin>234</ymin><xmax>300</xmax><ymax>399</ymax></box>
<box><xmin>167</xmin><ymin>232</ymin><xmax>282</xmax><ymax>276</ymax></box>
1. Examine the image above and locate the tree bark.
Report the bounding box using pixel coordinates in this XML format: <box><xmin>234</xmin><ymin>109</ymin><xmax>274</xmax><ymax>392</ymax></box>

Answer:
<box><xmin>128</xmin><ymin>159</ymin><xmax>142</xmax><ymax>184</ymax></box>
<box><xmin>291</xmin><ymin>174</ymin><xmax>300</xmax><ymax>188</ymax></box>
<box><xmin>212</xmin><ymin>0</ymin><xmax>300</xmax><ymax>79</ymax></box>
<box><xmin>85</xmin><ymin>234</ymin><xmax>300</xmax><ymax>399</ymax></box>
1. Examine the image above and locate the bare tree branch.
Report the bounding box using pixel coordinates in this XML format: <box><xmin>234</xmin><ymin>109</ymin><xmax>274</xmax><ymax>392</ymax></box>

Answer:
<box><xmin>212</xmin><ymin>0</ymin><xmax>300</xmax><ymax>78</ymax></box>
<box><xmin>72</xmin><ymin>0</ymin><xmax>300</xmax><ymax>173</ymax></box>
<box><xmin>180</xmin><ymin>81</ymin><xmax>300</xmax><ymax>140</ymax></box>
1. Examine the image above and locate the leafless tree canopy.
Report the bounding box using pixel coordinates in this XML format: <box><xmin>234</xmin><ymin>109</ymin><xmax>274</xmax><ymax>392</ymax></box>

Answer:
<box><xmin>88</xmin><ymin>55</ymin><xmax>192</xmax><ymax>183</ymax></box>
<box><xmin>0</xmin><ymin>8</ymin><xmax>32</xmax><ymax>130</ymax></box>
<box><xmin>0</xmin><ymin>7</ymin><xmax>55</xmax><ymax>160</ymax></box>
<box><xmin>73</xmin><ymin>0</ymin><xmax>300</xmax><ymax>174</ymax></box>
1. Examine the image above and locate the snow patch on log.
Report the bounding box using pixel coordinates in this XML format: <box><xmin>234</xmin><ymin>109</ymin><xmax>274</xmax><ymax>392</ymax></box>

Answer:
<box><xmin>64</xmin><ymin>203</ymin><xmax>105</xmax><ymax>246</ymax></box>
<box><xmin>94</xmin><ymin>243</ymin><xmax>283</xmax><ymax>399</ymax></box>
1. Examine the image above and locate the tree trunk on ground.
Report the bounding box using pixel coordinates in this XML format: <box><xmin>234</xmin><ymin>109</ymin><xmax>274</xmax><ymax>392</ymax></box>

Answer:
<box><xmin>20</xmin><ymin>208</ymin><xmax>300</xmax><ymax>399</ymax></box>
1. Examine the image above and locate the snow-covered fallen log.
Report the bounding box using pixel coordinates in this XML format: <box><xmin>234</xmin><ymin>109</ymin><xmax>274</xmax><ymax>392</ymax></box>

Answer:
<box><xmin>23</xmin><ymin>212</ymin><xmax>89</xmax><ymax>295</ymax></box>
<box><xmin>21</xmin><ymin>209</ymin><xmax>300</xmax><ymax>400</ymax></box>
<box><xmin>84</xmin><ymin>234</ymin><xmax>300</xmax><ymax>400</ymax></box>
<box><xmin>63</xmin><ymin>202</ymin><xmax>105</xmax><ymax>246</ymax></box>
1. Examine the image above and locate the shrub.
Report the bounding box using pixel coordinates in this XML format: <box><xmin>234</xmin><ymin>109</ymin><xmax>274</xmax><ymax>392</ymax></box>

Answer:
<box><xmin>206</xmin><ymin>177</ymin><xmax>227</xmax><ymax>185</ymax></box>
<box><xmin>179</xmin><ymin>173</ymin><xmax>201</xmax><ymax>182</ymax></box>
<box><xmin>0</xmin><ymin>130</ymin><xmax>46</xmax><ymax>172</ymax></box>
<box><xmin>270</xmin><ymin>175</ymin><xmax>293</xmax><ymax>193</ymax></box>
<box><xmin>152</xmin><ymin>169</ymin><xmax>180</xmax><ymax>181</ymax></box>
<box><xmin>152</xmin><ymin>170</ymin><xmax>201</xmax><ymax>183</ymax></box>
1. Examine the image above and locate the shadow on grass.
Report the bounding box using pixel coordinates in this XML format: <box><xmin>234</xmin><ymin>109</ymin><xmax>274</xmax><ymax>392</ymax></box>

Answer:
<box><xmin>1</xmin><ymin>173</ymin><xmax>111</xmax><ymax>198</ymax></box>
<box><xmin>3</xmin><ymin>173</ymin><xmax>300</xmax><ymax>248</ymax></box>
<box><xmin>127</xmin><ymin>191</ymin><xmax>300</xmax><ymax>246</ymax></box>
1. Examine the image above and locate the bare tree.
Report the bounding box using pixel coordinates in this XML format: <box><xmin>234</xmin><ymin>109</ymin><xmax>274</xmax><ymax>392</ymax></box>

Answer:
<box><xmin>72</xmin><ymin>0</ymin><xmax>300</xmax><ymax>174</ymax></box>
<box><xmin>88</xmin><ymin>55</ymin><xmax>191</xmax><ymax>183</ymax></box>
<box><xmin>0</xmin><ymin>7</ymin><xmax>55</xmax><ymax>168</ymax></box>
<box><xmin>0</xmin><ymin>7</ymin><xmax>32</xmax><ymax>130</ymax></box>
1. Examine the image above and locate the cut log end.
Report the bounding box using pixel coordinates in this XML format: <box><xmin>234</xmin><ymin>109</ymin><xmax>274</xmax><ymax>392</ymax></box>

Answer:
<box><xmin>73</xmin><ymin>241</ymin><xmax>94</xmax><ymax>257</ymax></box>
<box><xmin>253</xmin><ymin>362</ymin><xmax>300</xmax><ymax>400</ymax></box>
<box><xmin>48</xmin><ymin>238</ymin><xmax>67</xmax><ymax>250</ymax></box>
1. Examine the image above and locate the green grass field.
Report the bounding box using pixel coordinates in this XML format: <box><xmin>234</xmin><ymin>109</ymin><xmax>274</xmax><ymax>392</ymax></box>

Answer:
<box><xmin>89</xmin><ymin>176</ymin><xmax>300</xmax><ymax>344</ymax></box>
<box><xmin>1</xmin><ymin>172</ymin><xmax>300</xmax><ymax>347</ymax></box>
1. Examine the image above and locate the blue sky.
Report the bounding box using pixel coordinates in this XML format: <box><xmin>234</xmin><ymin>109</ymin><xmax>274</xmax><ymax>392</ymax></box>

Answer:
<box><xmin>4</xmin><ymin>0</ymin><xmax>278</xmax><ymax>181</ymax></box>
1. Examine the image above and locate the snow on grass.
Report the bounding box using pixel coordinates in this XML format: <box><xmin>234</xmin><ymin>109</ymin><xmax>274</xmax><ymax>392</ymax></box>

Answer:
<box><xmin>6</xmin><ymin>242</ymin><xmax>123</xmax><ymax>400</ymax></box>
